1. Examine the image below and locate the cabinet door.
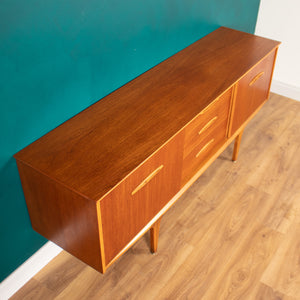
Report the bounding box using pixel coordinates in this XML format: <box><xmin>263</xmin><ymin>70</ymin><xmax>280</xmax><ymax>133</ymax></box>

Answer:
<box><xmin>229</xmin><ymin>50</ymin><xmax>277</xmax><ymax>135</ymax></box>
<box><xmin>100</xmin><ymin>133</ymin><xmax>183</xmax><ymax>265</ymax></box>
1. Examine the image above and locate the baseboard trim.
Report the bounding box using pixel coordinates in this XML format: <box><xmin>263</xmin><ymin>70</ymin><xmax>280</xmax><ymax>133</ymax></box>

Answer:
<box><xmin>0</xmin><ymin>242</ymin><xmax>62</xmax><ymax>300</ymax></box>
<box><xmin>271</xmin><ymin>80</ymin><xmax>300</xmax><ymax>101</ymax></box>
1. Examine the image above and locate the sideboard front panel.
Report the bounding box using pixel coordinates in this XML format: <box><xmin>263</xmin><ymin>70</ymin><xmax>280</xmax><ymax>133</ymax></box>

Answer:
<box><xmin>100</xmin><ymin>132</ymin><xmax>184</xmax><ymax>264</ymax></box>
<box><xmin>230</xmin><ymin>50</ymin><xmax>277</xmax><ymax>135</ymax></box>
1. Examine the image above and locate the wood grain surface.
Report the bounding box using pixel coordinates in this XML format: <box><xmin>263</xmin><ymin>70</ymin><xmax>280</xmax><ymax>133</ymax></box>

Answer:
<box><xmin>230</xmin><ymin>49</ymin><xmax>277</xmax><ymax>135</ymax></box>
<box><xmin>100</xmin><ymin>133</ymin><xmax>183</xmax><ymax>264</ymax></box>
<box><xmin>14</xmin><ymin>27</ymin><xmax>280</xmax><ymax>201</ymax></box>
<box><xmin>16</xmin><ymin>161</ymin><xmax>104</xmax><ymax>273</ymax></box>
<box><xmin>11</xmin><ymin>93</ymin><xmax>300</xmax><ymax>299</ymax></box>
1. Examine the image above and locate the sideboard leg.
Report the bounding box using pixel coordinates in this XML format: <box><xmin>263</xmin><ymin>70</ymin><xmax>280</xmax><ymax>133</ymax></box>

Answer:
<box><xmin>150</xmin><ymin>218</ymin><xmax>162</xmax><ymax>253</ymax></box>
<box><xmin>232</xmin><ymin>130</ymin><xmax>244</xmax><ymax>162</ymax></box>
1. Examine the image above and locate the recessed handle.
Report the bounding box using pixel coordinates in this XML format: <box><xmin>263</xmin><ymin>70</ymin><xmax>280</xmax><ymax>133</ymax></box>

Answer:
<box><xmin>198</xmin><ymin>116</ymin><xmax>218</xmax><ymax>135</ymax></box>
<box><xmin>131</xmin><ymin>165</ymin><xmax>164</xmax><ymax>195</ymax></box>
<box><xmin>195</xmin><ymin>139</ymin><xmax>215</xmax><ymax>158</ymax></box>
<box><xmin>249</xmin><ymin>71</ymin><xmax>264</xmax><ymax>86</ymax></box>
<box><xmin>199</xmin><ymin>98</ymin><xmax>219</xmax><ymax>115</ymax></box>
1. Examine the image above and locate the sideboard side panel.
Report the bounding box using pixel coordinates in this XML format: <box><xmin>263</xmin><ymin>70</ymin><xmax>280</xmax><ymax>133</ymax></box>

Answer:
<box><xmin>16</xmin><ymin>161</ymin><xmax>103</xmax><ymax>272</ymax></box>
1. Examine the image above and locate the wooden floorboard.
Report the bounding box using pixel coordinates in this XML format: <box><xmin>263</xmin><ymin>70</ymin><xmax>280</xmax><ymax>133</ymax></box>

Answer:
<box><xmin>10</xmin><ymin>93</ymin><xmax>300</xmax><ymax>300</ymax></box>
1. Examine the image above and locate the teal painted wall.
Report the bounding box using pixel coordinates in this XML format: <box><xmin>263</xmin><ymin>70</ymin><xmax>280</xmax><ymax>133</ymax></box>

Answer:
<box><xmin>0</xmin><ymin>0</ymin><xmax>260</xmax><ymax>281</ymax></box>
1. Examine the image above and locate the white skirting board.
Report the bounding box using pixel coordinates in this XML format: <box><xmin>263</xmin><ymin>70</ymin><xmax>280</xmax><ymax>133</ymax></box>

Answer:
<box><xmin>271</xmin><ymin>80</ymin><xmax>300</xmax><ymax>101</ymax></box>
<box><xmin>0</xmin><ymin>242</ymin><xmax>62</xmax><ymax>300</ymax></box>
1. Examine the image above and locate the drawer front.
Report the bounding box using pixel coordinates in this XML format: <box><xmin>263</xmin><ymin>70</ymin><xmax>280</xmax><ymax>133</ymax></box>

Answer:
<box><xmin>229</xmin><ymin>50</ymin><xmax>276</xmax><ymax>135</ymax></box>
<box><xmin>184</xmin><ymin>88</ymin><xmax>232</xmax><ymax>158</ymax></box>
<box><xmin>100</xmin><ymin>133</ymin><xmax>184</xmax><ymax>265</ymax></box>
<box><xmin>182</xmin><ymin>121</ymin><xmax>228</xmax><ymax>185</ymax></box>
<box><xmin>181</xmin><ymin>89</ymin><xmax>231</xmax><ymax>185</ymax></box>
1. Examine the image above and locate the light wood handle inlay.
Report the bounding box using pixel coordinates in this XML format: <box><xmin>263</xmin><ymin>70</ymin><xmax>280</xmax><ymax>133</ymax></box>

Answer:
<box><xmin>249</xmin><ymin>71</ymin><xmax>264</xmax><ymax>86</ymax></box>
<box><xmin>199</xmin><ymin>98</ymin><xmax>219</xmax><ymax>115</ymax></box>
<box><xmin>131</xmin><ymin>165</ymin><xmax>164</xmax><ymax>195</ymax></box>
<box><xmin>195</xmin><ymin>139</ymin><xmax>215</xmax><ymax>158</ymax></box>
<box><xmin>198</xmin><ymin>116</ymin><xmax>218</xmax><ymax>135</ymax></box>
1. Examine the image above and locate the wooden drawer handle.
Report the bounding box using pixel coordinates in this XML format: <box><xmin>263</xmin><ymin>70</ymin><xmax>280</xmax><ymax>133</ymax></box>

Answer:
<box><xmin>198</xmin><ymin>116</ymin><xmax>218</xmax><ymax>135</ymax></box>
<box><xmin>249</xmin><ymin>71</ymin><xmax>264</xmax><ymax>86</ymax></box>
<box><xmin>131</xmin><ymin>165</ymin><xmax>164</xmax><ymax>195</ymax></box>
<box><xmin>195</xmin><ymin>139</ymin><xmax>215</xmax><ymax>158</ymax></box>
<box><xmin>199</xmin><ymin>98</ymin><xmax>219</xmax><ymax>115</ymax></box>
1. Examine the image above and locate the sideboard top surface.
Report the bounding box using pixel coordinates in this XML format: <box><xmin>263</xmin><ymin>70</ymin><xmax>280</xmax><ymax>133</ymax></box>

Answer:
<box><xmin>14</xmin><ymin>27</ymin><xmax>280</xmax><ymax>201</ymax></box>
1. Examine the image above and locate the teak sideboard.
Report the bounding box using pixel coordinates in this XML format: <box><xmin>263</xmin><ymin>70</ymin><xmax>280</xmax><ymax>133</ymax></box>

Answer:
<box><xmin>14</xmin><ymin>27</ymin><xmax>280</xmax><ymax>273</ymax></box>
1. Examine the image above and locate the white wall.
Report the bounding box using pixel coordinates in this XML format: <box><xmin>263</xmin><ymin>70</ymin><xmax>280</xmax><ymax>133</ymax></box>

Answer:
<box><xmin>255</xmin><ymin>0</ymin><xmax>300</xmax><ymax>101</ymax></box>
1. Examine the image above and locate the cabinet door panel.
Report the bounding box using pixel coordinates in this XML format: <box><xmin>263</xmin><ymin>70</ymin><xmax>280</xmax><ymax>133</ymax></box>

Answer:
<box><xmin>100</xmin><ymin>133</ymin><xmax>184</xmax><ymax>264</ymax></box>
<box><xmin>230</xmin><ymin>50</ymin><xmax>276</xmax><ymax>135</ymax></box>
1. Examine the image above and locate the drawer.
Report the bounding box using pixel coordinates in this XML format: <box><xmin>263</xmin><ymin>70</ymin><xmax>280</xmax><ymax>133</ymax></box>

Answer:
<box><xmin>182</xmin><ymin>121</ymin><xmax>227</xmax><ymax>185</ymax></box>
<box><xmin>100</xmin><ymin>133</ymin><xmax>184</xmax><ymax>265</ymax></box>
<box><xmin>181</xmin><ymin>89</ymin><xmax>231</xmax><ymax>185</ymax></box>
<box><xmin>184</xmin><ymin>88</ymin><xmax>232</xmax><ymax>159</ymax></box>
<box><xmin>229</xmin><ymin>50</ymin><xmax>276</xmax><ymax>135</ymax></box>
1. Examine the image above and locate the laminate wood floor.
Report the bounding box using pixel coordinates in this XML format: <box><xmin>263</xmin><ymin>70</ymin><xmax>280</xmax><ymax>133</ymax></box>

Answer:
<box><xmin>10</xmin><ymin>94</ymin><xmax>300</xmax><ymax>300</ymax></box>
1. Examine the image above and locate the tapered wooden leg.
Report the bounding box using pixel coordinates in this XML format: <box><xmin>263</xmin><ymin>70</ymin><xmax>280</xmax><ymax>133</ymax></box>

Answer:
<box><xmin>232</xmin><ymin>130</ymin><xmax>244</xmax><ymax>162</ymax></box>
<box><xmin>150</xmin><ymin>218</ymin><xmax>161</xmax><ymax>253</ymax></box>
